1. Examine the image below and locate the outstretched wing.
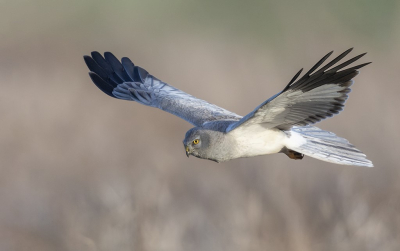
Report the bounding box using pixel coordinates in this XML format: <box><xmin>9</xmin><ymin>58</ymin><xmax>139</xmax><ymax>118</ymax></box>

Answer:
<box><xmin>226</xmin><ymin>48</ymin><xmax>370</xmax><ymax>132</ymax></box>
<box><xmin>84</xmin><ymin>52</ymin><xmax>241</xmax><ymax>127</ymax></box>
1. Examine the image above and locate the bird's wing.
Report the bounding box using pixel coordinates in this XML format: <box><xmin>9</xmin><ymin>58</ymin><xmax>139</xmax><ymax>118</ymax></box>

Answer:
<box><xmin>226</xmin><ymin>48</ymin><xmax>370</xmax><ymax>132</ymax></box>
<box><xmin>84</xmin><ymin>52</ymin><xmax>241</xmax><ymax>127</ymax></box>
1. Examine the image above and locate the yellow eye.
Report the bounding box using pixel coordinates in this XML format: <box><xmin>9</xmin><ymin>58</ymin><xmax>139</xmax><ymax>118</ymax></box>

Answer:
<box><xmin>193</xmin><ymin>139</ymin><xmax>200</xmax><ymax>145</ymax></box>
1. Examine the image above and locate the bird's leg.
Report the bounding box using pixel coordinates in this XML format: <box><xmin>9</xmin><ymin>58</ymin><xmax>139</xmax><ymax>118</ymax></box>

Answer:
<box><xmin>286</xmin><ymin>150</ymin><xmax>304</xmax><ymax>160</ymax></box>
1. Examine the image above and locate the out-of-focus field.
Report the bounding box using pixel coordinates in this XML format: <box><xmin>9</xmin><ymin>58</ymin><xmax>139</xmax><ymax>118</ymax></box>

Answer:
<box><xmin>0</xmin><ymin>1</ymin><xmax>399</xmax><ymax>250</ymax></box>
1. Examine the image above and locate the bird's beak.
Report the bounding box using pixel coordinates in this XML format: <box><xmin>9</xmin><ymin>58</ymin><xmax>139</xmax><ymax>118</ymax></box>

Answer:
<box><xmin>185</xmin><ymin>146</ymin><xmax>190</xmax><ymax>158</ymax></box>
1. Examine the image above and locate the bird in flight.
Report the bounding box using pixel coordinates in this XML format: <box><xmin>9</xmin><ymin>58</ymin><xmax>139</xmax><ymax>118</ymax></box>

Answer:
<box><xmin>84</xmin><ymin>48</ymin><xmax>373</xmax><ymax>167</ymax></box>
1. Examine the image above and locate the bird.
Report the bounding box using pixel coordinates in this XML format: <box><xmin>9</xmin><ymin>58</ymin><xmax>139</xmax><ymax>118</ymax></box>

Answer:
<box><xmin>83</xmin><ymin>48</ymin><xmax>373</xmax><ymax>167</ymax></box>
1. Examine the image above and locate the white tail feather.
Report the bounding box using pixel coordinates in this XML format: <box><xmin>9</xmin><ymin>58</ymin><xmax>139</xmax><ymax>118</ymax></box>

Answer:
<box><xmin>286</xmin><ymin>126</ymin><xmax>373</xmax><ymax>167</ymax></box>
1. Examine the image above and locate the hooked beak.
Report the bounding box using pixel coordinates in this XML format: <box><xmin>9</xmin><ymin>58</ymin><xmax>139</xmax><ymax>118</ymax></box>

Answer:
<box><xmin>185</xmin><ymin>146</ymin><xmax>190</xmax><ymax>158</ymax></box>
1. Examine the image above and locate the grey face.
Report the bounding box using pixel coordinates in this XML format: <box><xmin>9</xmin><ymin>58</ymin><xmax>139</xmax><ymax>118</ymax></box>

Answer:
<box><xmin>183</xmin><ymin>127</ymin><xmax>232</xmax><ymax>163</ymax></box>
<box><xmin>183</xmin><ymin>127</ymin><xmax>210</xmax><ymax>159</ymax></box>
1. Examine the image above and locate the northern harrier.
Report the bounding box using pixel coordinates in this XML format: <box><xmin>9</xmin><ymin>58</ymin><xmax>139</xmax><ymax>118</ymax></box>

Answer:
<box><xmin>84</xmin><ymin>48</ymin><xmax>373</xmax><ymax>167</ymax></box>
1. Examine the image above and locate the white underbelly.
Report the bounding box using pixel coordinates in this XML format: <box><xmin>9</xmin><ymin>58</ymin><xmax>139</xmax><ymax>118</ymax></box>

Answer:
<box><xmin>229</xmin><ymin>125</ymin><xmax>287</xmax><ymax>158</ymax></box>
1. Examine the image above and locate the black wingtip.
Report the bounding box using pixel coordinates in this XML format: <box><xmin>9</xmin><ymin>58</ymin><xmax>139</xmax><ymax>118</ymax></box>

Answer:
<box><xmin>358</xmin><ymin>52</ymin><xmax>367</xmax><ymax>58</ymax></box>
<box><xmin>83</xmin><ymin>55</ymin><xmax>92</xmax><ymax>66</ymax></box>
<box><xmin>341</xmin><ymin>48</ymin><xmax>353</xmax><ymax>56</ymax></box>
<box><xmin>91</xmin><ymin>51</ymin><xmax>102</xmax><ymax>57</ymax></box>
<box><xmin>347</xmin><ymin>62</ymin><xmax>372</xmax><ymax>71</ymax></box>
<box><xmin>281</xmin><ymin>48</ymin><xmax>370</xmax><ymax>94</ymax></box>
<box><xmin>324</xmin><ymin>50</ymin><xmax>334</xmax><ymax>60</ymax></box>
<box><xmin>90</xmin><ymin>52</ymin><xmax>113</xmax><ymax>73</ymax></box>
<box><xmin>359</xmin><ymin>61</ymin><xmax>372</xmax><ymax>67</ymax></box>
<box><xmin>84</xmin><ymin>51</ymin><xmax>157</xmax><ymax>99</ymax></box>
<box><xmin>88</xmin><ymin>71</ymin><xmax>97</xmax><ymax>80</ymax></box>
<box><xmin>104</xmin><ymin>51</ymin><xmax>114</xmax><ymax>58</ymax></box>
<box><xmin>88</xmin><ymin>72</ymin><xmax>116</xmax><ymax>98</ymax></box>
<box><xmin>327</xmin><ymin>52</ymin><xmax>368</xmax><ymax>73</ymax></box>
<box><xmin>302</xmin><ymin>50</ymin><xmax>334</xmax><ymax>78</ymax></box>
<box><xmin>90</xmin><ymin>51</ymin><xmax>104</xmax><ymax>62</ymax></box>
<box><xmin>283</xmin><ymin>68</ymin><xmax>303</xmax><ymax>92</ymax></box>
<box><xmin>121</xmin><ymin>57</ymin><xmax>135</xmax><ymax>81</ymax></box>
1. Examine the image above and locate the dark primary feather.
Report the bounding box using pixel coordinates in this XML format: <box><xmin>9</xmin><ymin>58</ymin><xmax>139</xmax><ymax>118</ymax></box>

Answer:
<box><xmin>121</xmin><ymin>57</ymin><xmax>135</xmax><ymax>81</ymax></box>
<box><xmin>285</xmin><ymin>48</ymin><xmax>369</xmax><ymax>93</ymax></box>
<box><xmin>227</xmin><ymin>48</ymin><xmax>371</xmax><ymax>132</ymax></box>
<box><xmin>83</xmin><ymin>52</ymin><xmax>155</xmax><ymax>102</ymax></box>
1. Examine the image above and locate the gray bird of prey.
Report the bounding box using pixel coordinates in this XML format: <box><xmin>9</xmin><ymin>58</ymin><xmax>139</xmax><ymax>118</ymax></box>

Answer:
<box><xmin>84</xmin><ymin>48</ymin><xmax>373</xmax><ymax>167</ymax></box>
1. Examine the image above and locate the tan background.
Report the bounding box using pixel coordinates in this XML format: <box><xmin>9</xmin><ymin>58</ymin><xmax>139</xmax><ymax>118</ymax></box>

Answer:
<box><xmin>0</xmin><ymin>1</ymin><xmax>399</xmax><ymax>250</ymax></box>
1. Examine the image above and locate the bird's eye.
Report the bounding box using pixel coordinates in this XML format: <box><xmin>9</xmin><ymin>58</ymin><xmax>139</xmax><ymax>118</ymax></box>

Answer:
<box><xmin>193</xmin><ymin>139</ymin><xmax>200</xmax><ymax>145</ymax></box>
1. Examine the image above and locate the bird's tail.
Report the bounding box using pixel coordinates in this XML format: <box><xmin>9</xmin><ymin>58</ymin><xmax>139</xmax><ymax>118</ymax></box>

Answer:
<box><xmin>286</xmin><ymin>126</ymin><xmax>373</xmax><ymax>167</ymax></box>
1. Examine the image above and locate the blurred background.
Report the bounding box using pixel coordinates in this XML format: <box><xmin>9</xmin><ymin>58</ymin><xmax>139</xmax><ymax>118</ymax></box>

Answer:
<box><xmin>0</xmin><ymin>0</ymin><xmax>399</xmax><ymax>250</ymax></box>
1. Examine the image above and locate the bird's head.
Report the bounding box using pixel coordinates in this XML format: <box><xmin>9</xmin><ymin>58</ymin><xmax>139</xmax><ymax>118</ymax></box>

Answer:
<box><xmin>183</xmin><ymin>127</ymin><xmax>212</xmax><ymax>160</ymax></box>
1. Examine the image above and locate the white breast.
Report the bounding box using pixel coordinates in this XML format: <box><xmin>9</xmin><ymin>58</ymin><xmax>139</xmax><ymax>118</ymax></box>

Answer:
<box><xmin>228</xmin><ymin>124</ymin><xmax>287</xmax><ymax>158</ymax></box>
